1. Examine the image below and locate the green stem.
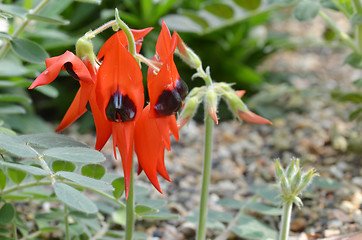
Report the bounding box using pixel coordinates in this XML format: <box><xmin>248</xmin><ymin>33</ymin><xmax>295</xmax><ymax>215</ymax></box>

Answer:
<box><xmin>115</xmin><ymin>8</ymin><xmax>136</xmax><ymax>58</ymax></box>
<box><xmin>86</xmin><ymin>20</ymin><xmax>116</xmax><ymax>39</ymax></box>
<box><xmin>352</xmin><ymin>0</ymin><xmax>362</xmax><ymax>54</ymax></box>
<box><xmin>0</xmin><ymin>0</ymin><xmax>51</xmax><ymax>60</ymax></box>
<box><xmin>196</xmin><ymin>114</ymin><xmax>214</xmax><ymax>240</ymax></box>
<box><xmin>197</xmin><ymin>66</ymin><xmax>213</xmax><ymax>87</ymax></box>
<box><xmin>352</xmin><ymin>0</ymin><xmax>362</xmax><ymax>13</ymax></box>
<box><xmin>12</xmin><ymin>222</ymin><xmax>18</xmax><ymax>240</ymax></box>
<box><xmin>125</xmin><ymin>159</ymin><xmax>135</xmax><ymax>240</ymax></box>
<box><xmin>279</xmin><ymin>200</ymin><xmax>293</xmax><ymax>240</ymax></box>
<box><xmin>2</xmin><ymin>180</ymin><xmax>126</xmax><ymax>208</ymax></box>
<box><xmin>64</xmin><ymin>205</ymin><xmax>70</xmax><ymax>240</ymax></box>
<box><xmin>27</xmin><ymin>144</ymin><xmax>56</xmax><ymax>183</ymax></box>
<box><xmin>319</xmin><ymin>10</ymin><xmax>359</xmax><ymax>53</ymax></box>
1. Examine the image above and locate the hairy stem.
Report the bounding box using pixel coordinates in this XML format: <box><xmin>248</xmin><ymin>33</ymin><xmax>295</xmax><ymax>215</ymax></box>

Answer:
<box><xmin>196</xmin><ymin>114</ymin><xmax>214</xmax><ymax>240</ymax></box>
<box><xmin>279</xmin><ymin>200</ymin><xmax>293</xmax><ymax>240</ymax></box>
<box><xmin>319</xmin><ymin>10</ymin><xmax>359</xmax><ymax>53</ymax></box>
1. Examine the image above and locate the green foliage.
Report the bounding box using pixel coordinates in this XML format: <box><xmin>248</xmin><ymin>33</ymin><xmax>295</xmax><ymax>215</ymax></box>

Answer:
<box><xmin>0</xmin><ymin>203</ymin><xmax>15</xmax><ymax>225</ymax></box>
<box><xmin>293</xmin><ymin>0</ymin><xmax>320</xmax><ymax>21</ymax></box>
<box><xmin>81</xmin><ymin>164</ymin><xmax>106</xmax><ymax>179</ymax></box>
<box><xmin>10</xmin><ymin>38</ymin><xmax>49</xmax><ymax>64</ymax></box>
<box><xmin>52</xmin><ymin>160</ymin><xmax>76</xmax><ymax>172</ymax></box>
<box><xmin>112</xmin><ymin>177</ymin><xmax>125</xmax><ymax>199</ymax></box>
<box><xmin>0</xmin><ymin>133</ymin><xmax>177</xmax><ymax>238</ymax></box>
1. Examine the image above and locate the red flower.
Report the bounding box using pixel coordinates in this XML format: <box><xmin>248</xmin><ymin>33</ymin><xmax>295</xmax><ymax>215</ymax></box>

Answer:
<box><xmin>134</xmin><ymin>22</ymin><xmax>187</xmax><ymax>192</ymax></box>
<box><xmin>134</xmin><ymin>105</ymin><xmax>178</xmax><ymax>192</ymax></box>
<box><xmin>29</xmin><ymin>51</ymin><xmax>95</xmax><ymax>132</ymax></box>
<box><xmin>94</xmin><ymin>28</ymin><xmax>152</xmax><ymax>197</ymax></box>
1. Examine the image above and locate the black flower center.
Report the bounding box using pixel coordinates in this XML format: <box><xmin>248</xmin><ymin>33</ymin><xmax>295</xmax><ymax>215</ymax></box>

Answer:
<box><xmin>64</xmin><ymin>62</ymin><xmax>80</xmax><ymax>80</ymax></box>
<box><xmin>175</xmin><ymin>78</ymin><xmax>188</xmax><ymax>100</ymax></box>
<box><xmin>106</xmin><ymin>92</ymin><xmax>136</xmax><ymax>122</ymax></box>
<box><xmin>154</xmin><ymin>88</ymin><xmax>182</xmax><ymax>117</ymax></box>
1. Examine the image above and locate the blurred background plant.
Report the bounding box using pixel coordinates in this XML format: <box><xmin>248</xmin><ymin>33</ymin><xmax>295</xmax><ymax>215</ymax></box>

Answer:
<box><xmin>0</xmin><ymin>0</ymin><xmax>301</xmax><ymax>134</ymax></box>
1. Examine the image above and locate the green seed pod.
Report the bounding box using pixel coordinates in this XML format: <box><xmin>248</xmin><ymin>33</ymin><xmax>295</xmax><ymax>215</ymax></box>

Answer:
<box><xmin>76</xmin><ymin>36</ymin><xmax>96</xmax><ymax>65</ymax></box>
<box><xmin>206</xmin><ymin>89</ymin><xmax>218</xmax><ymax>124</ymax></box>
<box><xmin>176</xmin><ymin>35</ymin><xmax>202</xmax><ymax>69</ymax></box>
<box><xmin>178</xmin><ymin>96</ymin><xmax>200</xmax><ymax>128</ymax></box>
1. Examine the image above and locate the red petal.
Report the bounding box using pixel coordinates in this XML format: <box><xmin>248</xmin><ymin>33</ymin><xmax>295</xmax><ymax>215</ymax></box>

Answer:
<box><xmin>238</xmin><ymin>110</ymin><xmax>272</xmax><ymax>125</ymax></box>
<box><xmin>112</xmin><ymin>122</ymin><xmax>135</xmax><ymax>198</ymax></box>
<box><xmin>97</xmin><ymin>28</ymin><xmax>153</xmax><ymax>59</ymax></box>
<box><xmin>96</xmin><ymin>33</ymin><xmax>144</xmax><ymax>122</ymax></box>
<box><xmin>236</xmin><ymin>90</ymin><xmax>246</xmax><ymax>98</ymax></box>
<box><xmin>148</xmin><ymin>34</ymin><xmax>179</xmax><ymax>118</ymax></box>
<box><xmin>155</xmin><ymin>21</ymin><xmax>172</xmax><ymax>61</ymax></box>
<box><xmin>29</xmin><ymin>51</ymin><xmax>93</xmax><ymax>89</ymax></box>
<box><xmin>56</xmin><ymin>83</ymin><xmax>92</xmax><ymax>132</ymax></box>
<box><xmin>135</xmin><ymin>106</ymin><xmax>167</xmax><ymax>193</ymax></box>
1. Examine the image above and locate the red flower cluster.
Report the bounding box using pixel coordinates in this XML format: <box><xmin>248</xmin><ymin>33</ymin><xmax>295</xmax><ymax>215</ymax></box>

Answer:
<box><xmin>29</xmin><ymin>22</ymin><xmax>188</xmax><ymax>197</ymax></box>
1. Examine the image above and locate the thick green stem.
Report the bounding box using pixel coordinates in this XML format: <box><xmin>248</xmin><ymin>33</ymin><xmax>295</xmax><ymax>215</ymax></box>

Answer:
<box><xmin>125</xmin><ymin>160</ymin><xmax>135</xmax><ymax>240</ymax></box>
<box><xmin>279</xmin><ymin>200</ymin><xmax>293</xmax><ymax>240</ymax></box>
<box><xmin>64</xmin><ymin>205</ymin><xmax>70</xmax><ymax>240</ymax></box>
<box><xmin>115</xmin><ymin>9</ymin><xmax>136</xmax><ymax>58</ymax></box>
<box><xmin>196</xmin><ymin>114</ymin><xmax>214</xmax><ymax>240</ymax></box>
<box><xmin>0</xmin><ymin>0</ymin><xmax>51</xmax><ymax>60</ymax></box>
<box><xmin>319</xmin><ymin>10</ymin><xmax>359</xmax><ymax>53</ymax></box>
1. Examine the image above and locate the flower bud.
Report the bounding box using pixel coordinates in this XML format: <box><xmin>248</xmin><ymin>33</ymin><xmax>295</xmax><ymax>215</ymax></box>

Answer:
<box><xmin>177</xmin><ymin>96</ymin><xmax>199</xmax><ymax>128</ymax></box>
<box><xmin>296</xmin><ymin>168</ymin><xmax>318</xmax><ymax>194</ymax></box>
<box><xmin>280</xmin><ymin>175</ymin><xmax>289</xmax><ymax>196</ymax></box>
<box><xmin>274</xmin><ymin>159</ymin><xmax>284</xmax><ymax>182</ymax></box>
<box><xmin>76</xmin><ymin>36</ymin><xmax>97</xmax><ymax>66</ymax></box>
<box><xmin>176</xmin><ymin>33</ymin><xmax>202</xmax><ymax>69</ymax></box>
<box><xmin>286</xmin><ymin>157</ymin><xmax>299</xmax><ymax>181</ymax></box>
<box><xmin>206</xmin><ymin>89</ymin><xmax>218</xmax><ymax>124</ymax></box>
<box><xmin>225</xmin><ymin>92</ymin><xmax>249</xmax><ymax>117</ymax></box>
<box><xmin>290</xmin><ymin>169</ymin><xmax>302</xmax><ymax>194</ymax></box>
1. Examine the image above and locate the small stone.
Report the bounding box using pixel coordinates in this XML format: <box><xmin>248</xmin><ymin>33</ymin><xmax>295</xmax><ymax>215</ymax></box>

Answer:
<box><xmin>340</xmin><ymin>200</ymin><xmax>357</xmax><ymax>213</ymax></box>
<box><xmin>163</xmin><ymin>224</ymin><xmax>184</xmax><ymax>240</ymax></box>
<box><xmin>179</xmin><ymin>221</ymin><xmax>196</xmax><ymax>238</ymax></box>
<box><xmin>352</xmin><ymin>177</ymin><xmax>362</xmax><ymax>187</ymax></box>
<box><xmin>324</xmin><ymin>229</ymin><xmax>340</xmax><ymax>237</ymax></box>
<box><xmin>328</xmin><ymin>219</ymin><xmax>343</xmax><ymax>228</ymax></box>
<box><xmin>290</xmin><ymin>217</ymin><xmax>307</xmax><ymax>232</ymax></box>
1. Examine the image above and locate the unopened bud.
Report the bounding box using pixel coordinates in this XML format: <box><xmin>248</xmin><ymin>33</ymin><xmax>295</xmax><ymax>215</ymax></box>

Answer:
<box><xmin>297</xmin><ymin>168</ymin><xmax>318</xmax><ymax>193</ymax></box>
<box><xmin>291</xmin><ymin>170</ymin><xmax>302</xmax><ymax>194</ymax></box>
<box><xmin>286</xmin><ymin>157</ymin><xmax>299</xmax><ymax>181</ymax></box>
<box><xmin>178</xmin><ymin>96</ymin><xmax>199</xmax><ymax>128</ymax></box>
<box><xmin>176</xmin><ymin>33</ymin><xmax>202</xmax><ymax>69</ymax></box>
<box><xmin>280</xmin><ymin>175</ymin><xmax>289</xmax><ymax>196</ymax></box>
<box><xmin>225</xmin><ymin>92</ymin><xmax>249</xmax><ymax>117</ymax></box>
<box><xmin>274</xmin><ymin>159</ymin><xmax>284</xmax><ymax>182</ymax></box>
<box><xmin>76</xmin><ymin>36</ymin><xmax>96</xmax><ymax>66</ymax></box>
<box><xmin>206</xmin><ymin>89</ymin><xmax>218</xmax><ymax>124</ymax></box>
